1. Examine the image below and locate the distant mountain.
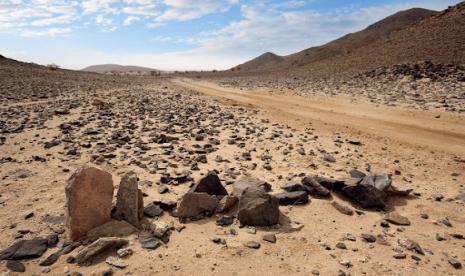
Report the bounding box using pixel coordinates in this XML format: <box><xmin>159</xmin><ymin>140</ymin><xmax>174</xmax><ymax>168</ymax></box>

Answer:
<box><xmin>82</xmin><ymin>64</ymin><xmax>159</xmax><ymax>73</ymax></box>
<box><xmin>231</xmin><ymin>4</ymin><xmax>465</xmax><ymax>77</ymax></box>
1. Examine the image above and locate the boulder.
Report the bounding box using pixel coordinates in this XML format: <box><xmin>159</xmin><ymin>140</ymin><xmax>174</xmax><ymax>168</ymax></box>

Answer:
<box><xmin>189</xmin><ymin>172</ymin><xmax>228</xmax><ymax>196</ymax></box>
<box><xmin>275</xmin><ymin>191</ymin><xmax>309</xmax><ymax>205</ymax></box>
<box><xmin>113</xmin><ymin>171</ymin><xmax>144</xmax><ymax>228</ymax></box>
<box><xmin>302</xmin><ymin>176</ymin><xmax>330</xmax><ymax>197</ymax></box>
<box><xmin>177</xmin><ymin>192</ymin><xmax>219</xmax><ymax>219</ymax></box>
<box><xmin>75</xmin><ymin>237</ymin><xmax>128</xmax><ymax>266</ymax></box>
<box><xmin>66</xmin><ymin>167</ymin><xmax>114</xmax><ymax>241</ymax></box>
<box><xmin>360</xmin><ymin>173</ymin><xmax>392</xmax><ymax>191</ymax></box>
<box><xmin>343</xmin><ymin>183</ymin><xmax>386</xmax><ymax>209</ymax></box>
<box><xmin>233</xmin><ymin>178</ymin><xmax>271</xmax><ymax>195</ymax></box>
<box><xmin>237</xmin><ymin>188</ymin><xmax>279</xmax><ymax>226</ymax></box>
<box><xmin>0</xmin><ymin>238</ymin><xmax>48</xmax><ymax>260</ymax></box>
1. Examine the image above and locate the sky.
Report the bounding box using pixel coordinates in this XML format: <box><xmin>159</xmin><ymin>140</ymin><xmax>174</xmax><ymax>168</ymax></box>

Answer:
<box><xmin>0</xmin><ymin>0</ymin><xmax>461</xmax><ymax>70</ymax></box>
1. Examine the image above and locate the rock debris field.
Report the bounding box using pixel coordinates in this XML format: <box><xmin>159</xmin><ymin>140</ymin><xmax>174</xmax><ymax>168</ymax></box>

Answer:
<box><xmin>0</xmin><ymin>58</ymin><xmax>464</xmax><ymax>276</ymax></box>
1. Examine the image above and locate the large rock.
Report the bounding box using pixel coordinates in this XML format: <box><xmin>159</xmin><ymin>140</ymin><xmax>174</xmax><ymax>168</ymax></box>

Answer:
<box><xmin>360</xmin><ymin>173</ymin><xmax>392</xmax><ymax>191</ymax></box>
<box><xmin>0</xmin><ymin>238</ymin><xmax>48</xmax><ymax>260</ymax></box>
<box><xmin>75</xmin><ymin>237</ymin><xmax>128</xmax><ymax>266</ymax></box>
<box><xmin>343</xmin><ymin>183</ymin><xmax>386</xmax><ymax>209</ymax></box>
<box><xmin>177</xmin><ymin>192</ymin><xmax>219</xmax><ymax>219</ymax></box>
<box><xmin>237</xmin><ymin>188</ymin><xmax>279</xmax><ymax>226</ymax></box>
<box><xmin>113</xmin><ymin>171</ymin><xmax>144</xmax><ymax>228</ymax></box>
<box><xmin>66</xmin><ymin>167</ymin><xmax>114</xmax><ymax>241</ymax></box>
<box><xmin>189</xmin><ymin>172</ymin><xmax>228</xmax><ymax>196</ymax></box>
<box><xmin>233</xmin><ymin>178</ymin><xmax>271</xmax><ymax>195</ymax></box>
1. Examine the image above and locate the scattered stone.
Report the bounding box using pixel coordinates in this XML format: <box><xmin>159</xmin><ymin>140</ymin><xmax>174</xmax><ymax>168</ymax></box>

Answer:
<box><xmin>262</xmin><ymin>234</ymin><xmax>277</xmax><ymax>243</ymax></box>
<box><xmin>244</xmin><ymin>241</ymin><xmax>261</xmax><ymax>249</ymax></box>
<box><xmin>116</xmin><ymin>248</ymin><xmax>133</xmax><ymax>258</ymax></box>
<box><xmin>393</xmin><ymin>253</ymin><xmax>407</xmax><ymax>259</ymax></box>
<box><xmin>361</xmin><ymin>234</ymin><xmax>376</xmax><ymax>243</ymax></box>
<box><xmin>216</xmin><ymin>215</ymin><xmax>234</xmax><ymax>226</ymax></box>
<box><xmin>0</xmin><ymin>238</ymin><xmax>48</xmax><ymax>260</ymax></box>
<box><xmin>6</xmin><ymin>260</ymin><xmax>26</xmax><ymax>272</ymax></box>
<box><xmin>448</xmin><ymin>257</ymin><xmax>462</xmax><ymax>269</ymax></box>
<box><xmin>397</xmin><ymin>238</ymin><xmax>424</xmax><ymax>255</ymax></box>
<box><xmin>106</xmin><ymin>256</ymin><xmax>128</xmax><ymax>269</ymax></box>
<box><xmin>331</xmin><ymin>201</ymin><xmax>354</xmax><ymax>216</ymax></box>
<box><xmin>39</xmin><ymin>251</ymin><xmax>61</xmax><ymax>266</ymax></box>
<box><xmin>66</xmin><ymin>167</ymin><xmax>114</xmax><ymax>241</ymax></box>
<box><xmin>144</xmin><ymin>203</ymin><xmax>164</xmax><ymax>218</ymax></box>
<box><xmin>138</xmin><ymin>235</ymin><xmax>162</xmax><ymax>250</ymax></box>
<box><xmin>384</xmin><ymin>212</ymin><xmax>411</xmax><ymax>225</ymax></box>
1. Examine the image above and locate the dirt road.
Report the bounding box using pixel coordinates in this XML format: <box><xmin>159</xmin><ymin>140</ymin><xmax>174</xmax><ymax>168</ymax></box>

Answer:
<box><xmin>172</xmin><ymin>78</ymin><xmax>465</xmax><ymax>155</ymax></box>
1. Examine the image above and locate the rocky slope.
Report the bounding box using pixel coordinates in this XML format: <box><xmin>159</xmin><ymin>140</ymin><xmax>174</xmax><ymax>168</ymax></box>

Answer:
<box><xmin>230</xmin><ymin>3</ymin><xmax>464</xmax><ymax>78</ymax></box>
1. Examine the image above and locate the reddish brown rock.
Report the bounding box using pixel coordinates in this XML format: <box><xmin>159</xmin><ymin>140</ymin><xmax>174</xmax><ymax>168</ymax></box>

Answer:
<box><xmin>66</xmin><ymin>167</ymin><xmax>114</xmax><ymax>241</ymax></box>
<box><xmin>384</xmin><ymin>211</ymin><xmax>411</xmax><ymax>225</ymax></box>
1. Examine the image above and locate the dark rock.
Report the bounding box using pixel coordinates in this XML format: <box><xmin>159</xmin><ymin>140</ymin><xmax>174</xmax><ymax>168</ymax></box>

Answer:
<box><xmin>46</xmin><ymin>234</ymin><xmax>59</xmax><ymax>247</ymax></box>
<box><xmin>361</xmin><ymin>234</ymin><xmax>376</xmax><ymax>243</ymax></box>
<box><xmin>6</xmin><ymin>260</ymin><xmax>25</xmax><ymax>272</ymax></box>
<box><xmin>0</xmin><ymin>238</ymin><xmax>48</xmax><ymax>260</ymax></box>
<box><xmin>138</xmin><ymin>235</ymin><xmax>162</xmax><ymax>250</ymax></box>
<box><xmin>237</xmin><ymin>188</ymin><xmax>279</xmax><ymax>226</ymax></box>
<box><xmin>144</xmin><ymin>203</ymin><xmax>163</xmax><ymax>218</ymax></box>
<box><xmin>281</xmin><ymin>182</ymin><xmax>306</xmax><ymax>192</ymax></box>
<box><xmin>302</xmin><ymin>176</ymin><xmax>330</xmax><ymax>197</ymax></box>
<box><xmin>448</xmin><ymin>257</ymin><xmax>462</xmax><ymax>269</ymax></box>
<box><xmin>343</xmin><ymin>184</ymin><xmax>386</xmax><ymax>209</ymax></box>
<box><xmin>39</xmin><ymin>251</ymin><xmax>61</xmax><ymax>266</ymax></box>
<box><xmin>244</xmin><ymin>241</ymin><xmax>261</xmax><ymax>249</ymax></box>
<box><xmin>398</xmin><ymin>238</ymin><xmax>424</xmax><ymax>255</ymax></box>
<box><xmin>216</xmin><ymin>215</ymin><xmax>234</xmax><ymax>226</ymax></box>
<box><xmin>262</xmin><ymin>234</ymin><xmax>276</xmax><ymax>243</ymax></box>
<box><xmin>189</xmin><ymin>172</ymin><xmax>228</xmax><ymax>196</ymax></box>
<box><xmin>274</xmin><ymin>191</ymin><xmax>309</xmax><ymax>205</ymax></box>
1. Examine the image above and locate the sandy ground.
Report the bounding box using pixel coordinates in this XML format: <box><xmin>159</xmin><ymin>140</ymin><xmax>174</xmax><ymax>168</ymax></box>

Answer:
<box><xmin>0</xmin><ymin>78</ymin><xmax>464</xmax><ymax>276</ymax></box>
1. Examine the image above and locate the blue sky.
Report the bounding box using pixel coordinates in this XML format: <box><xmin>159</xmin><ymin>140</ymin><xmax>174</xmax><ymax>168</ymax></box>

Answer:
<box><xmin>0</xmin><ymin>0</ymin><xmax>461</xmax><ymax>70</ymax></box>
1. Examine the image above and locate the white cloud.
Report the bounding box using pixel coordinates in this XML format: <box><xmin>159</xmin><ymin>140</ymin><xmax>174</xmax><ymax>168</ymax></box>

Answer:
<box><xmin>156</xmin><ymin>0</ymin><xmax>232</xmax><ymax>21</ymax></box>
<box><xmin>20</xmin><ymin>27</ymin><xmax>72</xmax><ymax>37</ymax></box>
<box><xmin>95</xmin><ymin>14</ymin><xmax>112</xmax><ymax>25</ymax></box>
<box><xmin>123</xmin><ymin>15</ymin><xmax>139</xmax><ymax>26</ymax></box>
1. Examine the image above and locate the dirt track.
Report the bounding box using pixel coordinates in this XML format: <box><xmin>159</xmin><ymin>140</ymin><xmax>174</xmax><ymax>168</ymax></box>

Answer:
<box><xmin>172</xmin><ymin>78</ymin><xmax>465</xmax><ymax>155</ymax></box>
